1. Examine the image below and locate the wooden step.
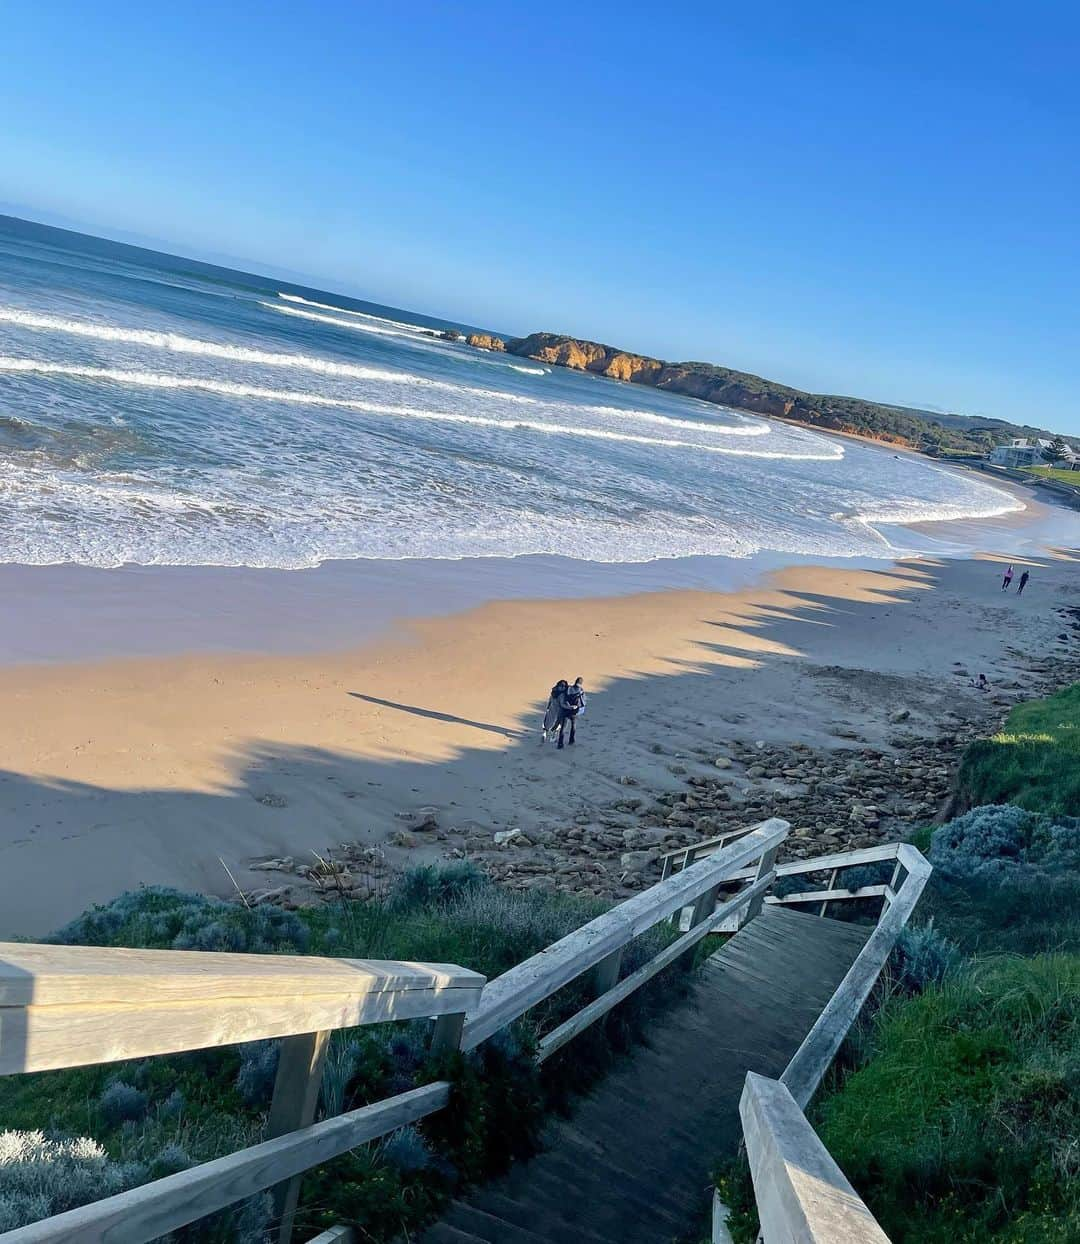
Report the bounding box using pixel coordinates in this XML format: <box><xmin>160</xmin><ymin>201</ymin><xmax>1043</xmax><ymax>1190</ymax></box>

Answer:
<box><xmin>418</xmin><ymin>905</ymin><xmax>871</xmax><ymax>1244</ymax></box>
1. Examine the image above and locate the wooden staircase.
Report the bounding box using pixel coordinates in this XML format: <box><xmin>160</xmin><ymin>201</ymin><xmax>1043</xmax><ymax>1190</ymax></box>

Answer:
<box><xmin>419</xmin><ymin>906</ymin><xmax>871</xmax><ymax>1244</ymax></box>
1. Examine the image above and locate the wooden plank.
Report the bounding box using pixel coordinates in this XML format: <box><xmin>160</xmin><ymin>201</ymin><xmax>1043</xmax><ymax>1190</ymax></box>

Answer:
<box><xmin>1</xmin><ymin>1082</ymin><xmax>451</xmax><ymax>1244</ymax></box>
<box><xmin>461</xmin><ymin>819</ymin><xmax>789</xmax><ymax>1051</ymax></box>
<box><xmin>781</xmin><ymin>850</ymin><xmax>931</xmax><ymax>1109</ymax></box>
<box><xmin>267</xmin><ymin>1030</ymin><xmax>331</xmax><ymax>1244</ymax></box>
<box><xmin>536</xmin><ymin>874</ymin><xmax>774</xmax><ymax>1062</ymax></box>
<box><xmin>0</xmin><ymin>982</ymin><xmax>483</xmax><ymax>1075</ymax></box>
<box><xmin>304</xmin><ymin>1230</ymin><xmax>355</xmax><ymax>1244</ymax></box>
<box><xmin>772</xmin><ymin>885</ymin><xmax>889</xmax><ymax>907</ymax></box>
<box><xmin>430</xmin><ymin>1010</ymin><xmax>466</xmax><ymax>1055</ymax></box>
<box><xmin>730</xmin><ymin>843</ymin><xmax>901</xmax><ymax>884</ymax></box>
<box><xmin>741</xmin><ymin>1073</ymin><xmax>891</xmax><ymax>1243</ymax></box>
<box><xmin>0</xmin><ymin>944</ymin><xmax>483</xmax><ymax>1007</ymax></box>
<box><xmin>657</xmin><ymin>825</ymin><xmax>756</xmax><ymax>865</ymax></box>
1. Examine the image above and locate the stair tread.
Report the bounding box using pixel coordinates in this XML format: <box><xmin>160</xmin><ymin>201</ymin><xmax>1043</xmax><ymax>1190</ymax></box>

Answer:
<box><xmin>419</xmin><ymin>903</ymin><xmax>871</xmax><ymax>1244</ymax></box>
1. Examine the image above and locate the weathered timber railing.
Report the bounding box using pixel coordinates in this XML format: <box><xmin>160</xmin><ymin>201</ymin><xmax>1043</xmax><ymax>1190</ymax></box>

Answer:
<box><xmin>0</xmin><ymin>947</ymin><xmax>485</xmax><ymax>1244</ymax></box>
<box><xmin>738</xmin><ymin>1074</ymin><xmax>890</xmax><ymax>1243</ymax></box>
<box><xmin>0</xmin><ymin>819</ymin><xmax>790</xmax><ymax>1244</ymax></box>
<box><xmin>714</xmin><ymin>841</ymin><xmax>932</xmax><ymax>1244</ymax></box>
<box><xmin>462</xmin><ymin>817</ymin><xmax>790</xmax><ymax>1059</ymax></box>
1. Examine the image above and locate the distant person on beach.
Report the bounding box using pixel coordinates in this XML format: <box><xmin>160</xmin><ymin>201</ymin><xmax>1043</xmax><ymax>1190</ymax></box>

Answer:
<box><xmin>542</xmin><ymin>680</ymin><xmax>568</xmax><ymax>743</ymax></box>
<box><xmin>971</xmin><ymin>673</ymin><xmax>990</xmax><ymax>692</ymax></box>
<box><xmin>1001</xmin><ymin>565</ymin><xmax>1014</xmax><ymax>591</ymax></box>
<box><xmin>1017</xmin><ymin>570</ymin><xmax>1030</xmax><ymax>596</ymax></box>
<box><xmin>557</xmin><ymin>677</ymin><xmax>586</xmax><ymax>749</ymax></box>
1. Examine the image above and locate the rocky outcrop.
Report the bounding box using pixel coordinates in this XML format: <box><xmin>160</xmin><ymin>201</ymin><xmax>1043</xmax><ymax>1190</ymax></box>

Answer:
<box><xmin>497</xmin><ymin>334</ymin><xmax>806</xmax><ymax>424</ymax></box>
<box><xmin>653</xmin><ymin>366</ymin><xmax>796</xmax><ymax>417</ymax></box>
<box><xmin>595</xmin><ymin>352</ymin><xmax>663</xmax><ymax>384</ymax></box>
<box><xmin>471</xmin><ymin>329</ymin><xmax>1013</xmax><ymax>452</ymax></box>
<box><xmin>509</xmin><ymin>333</ymin><xmax>609</xmax><ymax>371</ymax></box>
<box><xmin>466</xmin><ymin>333</ymin><xmax>506</xmax><ymax>352</ymax></box>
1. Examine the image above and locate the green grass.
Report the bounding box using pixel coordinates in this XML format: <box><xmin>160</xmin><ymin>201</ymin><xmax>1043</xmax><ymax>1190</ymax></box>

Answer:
<box><xmin>813</xmin><ymin>956</ymin><xmax>1080</xmax><ymax>1243</ymax></box>
<box><xmin>957</xmin><ymin>683</ymin><xmax>1080</xmax><ymax>816</ymax></box>
<box><xmin>0</xmin><ymin>868</ymin><xmax>692</xmax><ymax>1239</ymax></box>
<box><xmin>1021</xmin><ymin>465</ymin><xmax>1080</xmax><ymax>486</ymax></box>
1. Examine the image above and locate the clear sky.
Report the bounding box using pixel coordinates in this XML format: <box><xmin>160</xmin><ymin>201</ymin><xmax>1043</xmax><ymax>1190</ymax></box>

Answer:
<box><xmin>2</xmin><ymin>2</ymin><xmax>1078</xmax><ymax>427</ymax></box>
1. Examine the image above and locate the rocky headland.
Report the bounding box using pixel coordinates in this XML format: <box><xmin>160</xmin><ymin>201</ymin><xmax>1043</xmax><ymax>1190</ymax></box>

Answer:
<box><xmin>467</xmin><ymin>331</ymin><xmax>1063</xmax><ymax>453</ymax></box>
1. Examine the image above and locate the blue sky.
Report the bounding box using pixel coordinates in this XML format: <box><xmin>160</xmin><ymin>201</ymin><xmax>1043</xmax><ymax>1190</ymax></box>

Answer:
<box><xmin>2</xmin><ymin>2</ymin><xmax>1078</xmax><ymax>426</ymax></box>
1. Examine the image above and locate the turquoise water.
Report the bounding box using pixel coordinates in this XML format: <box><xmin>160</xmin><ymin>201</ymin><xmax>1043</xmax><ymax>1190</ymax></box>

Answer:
<box><xmin>0</xmin><ymin>216</ymin><xmax>1021</xmax><ymax>569</ymax></box>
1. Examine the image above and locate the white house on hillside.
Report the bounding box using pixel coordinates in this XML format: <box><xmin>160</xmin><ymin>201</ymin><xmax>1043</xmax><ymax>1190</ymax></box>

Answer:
<box><xmin>989</xmin><ymin>437</ymin><xmax>1079</xmax><ymax>468</ymax></box>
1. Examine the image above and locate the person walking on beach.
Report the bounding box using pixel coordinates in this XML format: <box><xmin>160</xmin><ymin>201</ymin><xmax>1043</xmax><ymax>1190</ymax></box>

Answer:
<box><xmin>542</xmin><ymin>680</ymin><xmax>568</xmax><ymax>743</ymax></box>
<box><xmin>1001</xmin><ymin>564</ymin><xmax>1014</xmax><ymax>591</ymax></box>
<box><xmin>557</xmin><ymin>677</ymin><xmax>586</xmax><ymax>749</ymax></box>
<box><xmin>1017</xmin><ymin>570</ymin><xmax>1030</xmax><ymax>596</ymax></box>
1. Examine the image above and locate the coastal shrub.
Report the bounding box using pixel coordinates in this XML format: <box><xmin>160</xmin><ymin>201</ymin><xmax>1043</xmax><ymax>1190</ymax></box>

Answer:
<box><xmin>957</xmin><ymin>682</ymin><xmax>1080</xmax><ymax>816</ymax></box>
<box><xmin>378</xmin><ymin>1125</ymin><xmax>434</xmax><ymax>1174</ymax></box>
<box><xmin>0</xmin><ymin>1131</ymin><xmax>146</xmax><ymax>1231</ymax></box>
<box><xmin>888</xmin><ymin>922</ymin><xmax>959</xmax><ymax>995</ymax></box>
<box><xmin>930</xmin><ymin>804</ymin><xmax>1080</xmax><ymax>881</ymax></box>
<box><xmin>235</xmin><ymin>1041</ymin><xmax>280</xmax><ymax>1107</ymax></box>
<box><xmin>320</xmin><ymin>1037</ymin><xmax>365</xmax><ymax>1118</ymax></box>
<box><xmin>387</xmin><ymin>860</ymin><xmax>489</xmax><ymax>912</ymax></box>
<box><xmin>50</xmin><ymin>886</ymin><xmax>310</xmax><ymax>954</ymax></box>
<box><xmin>98</xmin><ymin>1080</ymin><xmax>149</xmax><ymax>1126</ymax></box>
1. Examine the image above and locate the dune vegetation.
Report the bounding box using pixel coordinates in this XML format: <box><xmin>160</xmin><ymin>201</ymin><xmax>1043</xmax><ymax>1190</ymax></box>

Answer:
<box><xmin>958</xmin><ymin>682</ymin><xmax>1080</xmax><ymax>817</ymax></box>
<box><xmin>0</xmin><ymin>865</ymin><xmax>691</xmax><ymax>1238</ymax></box>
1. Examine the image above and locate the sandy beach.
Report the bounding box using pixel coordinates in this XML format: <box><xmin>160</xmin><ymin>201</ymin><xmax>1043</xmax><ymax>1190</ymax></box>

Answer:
<box><xmin>3</xmin><ymin>524</ymin><xmax>1080</xmax><ymax>938</ymax></box>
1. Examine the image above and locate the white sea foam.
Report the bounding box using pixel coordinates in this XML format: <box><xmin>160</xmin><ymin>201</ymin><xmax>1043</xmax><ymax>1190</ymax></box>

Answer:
<box><xmin>264</xmin><ymin>300</ymin><xmax>430</xmax><ymax>340</ymax></box>
<box><xmin>0</xmin><ymin>305</ymin><xmax>416</xmax><ymax>383</ymax></box>
<box><xmin>0</xmin><ymin>357</ymin><xmax>844</xmax><ymax>459</ymax></box>
<box><xmin>277</xmin><ymin>292</ymin><xmax>433</xmax><ymax>335</ymax></box>
<box><xmin>0</xmin><ymin>236</ymin><xmax>1035</xmax><ymax>573</ymax></box>
<box><xmin>0</xmin><ymin>305</ymin><xmax>776</xmax><ymax>437</ymax></box>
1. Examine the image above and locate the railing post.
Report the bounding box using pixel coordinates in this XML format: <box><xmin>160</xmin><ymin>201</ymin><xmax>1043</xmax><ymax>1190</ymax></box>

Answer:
<box><xmin>819</xmin><ymin>867</ymin><xmax>840</xmax><ymax>917</ymax></box>
<box><xmin>742</xmin><ymin>844</ymin><xmax>779</xmax><ymax>925</ymax></box>
<box><xmin>691</xmin><ymin>883</ymin><xmax>721</xmax><ymax>929</ymax></box>
<box><xmin>430</xmin><ymin>1009</ymin><xmax>467</xmax><ymax>1055</ymax></box>
<box><xmin>268</xmin><ymin>1029</ymin><xmax>331</xmax><ymax>1244</ymax></box>
<box><xmin>592</xmin><ymin>947</ymin><xmax>624</xmax><ymax>996</ymax></box>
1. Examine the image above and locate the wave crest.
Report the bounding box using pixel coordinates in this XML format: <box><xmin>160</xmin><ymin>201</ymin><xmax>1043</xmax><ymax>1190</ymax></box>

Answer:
<box><xmin>0</xmin><ymin>357</ymin><xmax>844</xmax><ymax>459</ymax></box>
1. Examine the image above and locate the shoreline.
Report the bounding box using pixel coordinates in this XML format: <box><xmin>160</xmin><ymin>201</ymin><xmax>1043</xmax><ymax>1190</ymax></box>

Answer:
<box><xmin>3</xmin><ymin>538</ymin><xmax>1080</xmax><ymax>938</ymax></box>
<box><xmin>0</xmin><ymin>469</ymin><xmax>1072</xmax><ymax>668</ymax></box>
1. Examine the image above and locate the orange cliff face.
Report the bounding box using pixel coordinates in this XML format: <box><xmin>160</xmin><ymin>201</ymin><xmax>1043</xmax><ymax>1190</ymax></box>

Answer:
<box><xmin>477</xmin><ymin>332</ymin><xmax>930</xmax><ymax>449</ymax></box>
<box><xmin>466</xmin><ymin>333</ymin><xmax>506</xmax><ymax>351</ymax></box>
<box><xmin>494</xmin><ymin>333</ymin><xmax>797</xmax><ymax>420</ymax></box>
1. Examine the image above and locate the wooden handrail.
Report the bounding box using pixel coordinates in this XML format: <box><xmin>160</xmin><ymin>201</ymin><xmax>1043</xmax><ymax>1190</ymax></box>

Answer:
<box><xmin>460</xmin><ymin>818</ymin><xmax>790</xmax><ymax>1051</ymax></box>
<box><xmin>740</xmin><ymin>1074</ymin><xmax>890</xmax><ymax>1243</ymax></box>
<box><xmin>0</xmin><ymin>946</ymin><xmax>486</xmax><ymax>1075</ymax></box>
<box><xmin>780</xmin><ymin>844</ymin><xmax>930</xmax><ymax>1110</ymax></box>
<box><xmin>1</xmin><ymin>1082</ymin><xmax>450</xmax><ymax>1243</ymax></box>
<box><xmin>536</xmin><ymin>871</ymin><xmax>775</xmax><ymax>1062</ymax></box>
<box><xmin>724</xmin><ymin>843</ymin><xmax>930</xmax><ymax>1241</ymax></box>
<box><xmin>0</xmin><ymin>818</ymin><xmax>792</xmax><ymax>1244</ymax></box>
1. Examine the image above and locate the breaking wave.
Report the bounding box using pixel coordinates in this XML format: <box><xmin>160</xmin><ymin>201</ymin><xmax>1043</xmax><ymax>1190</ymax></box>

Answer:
<box><xmin>0</xmin><ymin>357</ymin><xmax>840</xmax><ymax>458</ymax></box>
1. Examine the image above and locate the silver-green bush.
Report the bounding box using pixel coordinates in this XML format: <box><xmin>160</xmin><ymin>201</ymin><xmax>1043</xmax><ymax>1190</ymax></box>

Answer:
<box><xmin>0</xmin><ymin>1131</ymin><xmax>146</xmax><ymax>1231</ymax></box>
<box><xmin>930</xmin><ymin>804</ymin><xmax>1080</xmax><ymax>880</ymax></box>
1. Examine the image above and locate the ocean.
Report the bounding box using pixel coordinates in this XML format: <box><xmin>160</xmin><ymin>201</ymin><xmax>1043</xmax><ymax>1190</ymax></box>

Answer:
<box><xmin>0</xmin><ymin>215</ymin><xmax>1022</xmax><ymax>571</ymax></box>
